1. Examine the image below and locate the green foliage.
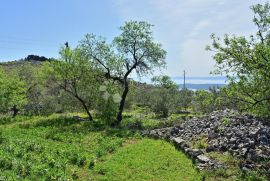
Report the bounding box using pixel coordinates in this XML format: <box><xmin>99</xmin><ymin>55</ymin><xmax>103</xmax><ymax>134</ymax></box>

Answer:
<box><xmin>134</xmin><ymin>76</ymin><xmax>194</xmax><ymax>116</ymax></box>
<box><xmin>193</xmin><ymin>137</ymin><xmax>208</xmax><ymax>149</ymax></box>
<box><xmin>207</xmin><ymin>2</ymin><xmax>270</xmax><ymax>116</ymax></box>
<box><xmin>97</xmin><ymin>82</ymin><xmax>120</xmax><ymax>125</ymax></box>
<box><xmin>204</xmin><ymin>151</ymin><xmax>268</xmax><ymax>180</ymax></box>
<box><xmin>0</xmin><ymin>67</ymin><xmax>27</xmax><ymax>114</ymax></box>
<box><xmin>41</xmin><ymin>47</ymin><xmax>103</xmax><ymax>120</ymax></box>
<box><xmin>240</xmin><ymin>171</ymin><xmax>267</xmax><ymax>181</ymax></box>
<box><xmin>222</xmin><ymin>117</ymin><xmax>231</xmax><ymax>126</ymax></box>
<box><xmin>0</xmin><ymin>113</ymin><xmax>204</xmax><ymax>180</ymax></box>
<box><xmin>79</xmin><ymin>21</ymin><xmax>166</xmax><ymax>123</ymax></box>
<box><xmin>0</xmin><ymin>21</ymin><xmax>167</xmax><ymax>124</ymax></box>
<box><xmin>149</xmin><ymin>88</ymin><xmax>172</xmax><ymax>117</ymax></box>
<box><xmin>151</xmin><ymin>75</ymin><xmax>177</xmax><ymax>89</ymax></box>
<box><xmin>149</xmin><ymin>75</ymin><xmax>179</xmax><ymax>117</ymax></box>
<box><xmin>16</xmin><ymin>63</ymin><xmax>44</xmax><ymax>115</ymax></box>
<box><xmin>114</xmin><ymin>21</ymin><xmax>167</xmax><ymax>76</ymax></box>
<box><xmin>178</xmin><ymin>89</ymin><xmax>194</xmax><ymax>110</ymax></box>
<box><xmin>192</xmin><ymin>90</ymin><xmax>214</xmax><ymax>113</ymax></box>
<box><xmin>0</xmin><ymin>115</ymin><xmax>125</xmax><ymax>179</ymax></box>
<box><xmin>192</xmin><ymin>87</ymin><xmax>231</xmax><ymax>114</ymax></box>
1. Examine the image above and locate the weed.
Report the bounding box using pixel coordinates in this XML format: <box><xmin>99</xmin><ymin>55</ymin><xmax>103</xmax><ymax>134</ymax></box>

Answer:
<box><xmin>222</xmin><ymin>117</ymin><xmax>231</xmax><ymax>126</ymax></box>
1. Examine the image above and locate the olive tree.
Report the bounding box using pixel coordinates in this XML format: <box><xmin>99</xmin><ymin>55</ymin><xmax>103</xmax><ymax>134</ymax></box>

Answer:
<box><xmin>80</xmin><ymin>21</ymin><xmax>166</xmax><ymax>124</ymax></box>
<box><xmin>207</xmin><ymin>2</ymin><xmax>270</xmax><ymax>116</ymax></box>
<box><xmin>0</xmin><ymin>67</ymin><xmax>27</xmax><ymax>117</ymax></box>
<box><xmin>150</xmin><ymin>75</ymin><xmax>178</xmax><ymax>117</ymax></box>
<box><xmin>41</xmin><ymin>46</ymin><xmax>102</xmax><ymax>121</ymax></box>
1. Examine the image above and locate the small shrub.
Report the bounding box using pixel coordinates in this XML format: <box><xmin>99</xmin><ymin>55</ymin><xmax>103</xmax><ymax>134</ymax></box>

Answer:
<box><xmin>69</xmin><ymin>154</ymin><xmax>79</xmax><ymax>165</ymax></box>
<box><xmin>240</xmin><ymin>170</ymin><xmax>266</xmax><ymax>181</ymax></box>
<box><xmin>194</xmin><ymin>137</ymin><xmax>208</xmax><ymax>149</ymax></box>
<box><xmin>72</xmin><ymin>170</ymin><xmax>79</xmax><ymax>180</ymax></box>
<box><xmin>0</xmin><ymin>131</ymin><xmax>6</xmax><ymax>144</ymax></box>
<box><xmin>89</xmin><ymin>157</ymin><xmax>97</xmax><ymax>170</ymax></box>
<box><xmin>78</xmin><ymin>156</ymin><xmax>86</xmax><ymax>167</ymax></box>
<box><xmin>0</xmin><ymin>157</ymin><xmax>13</xmax><ymax>170</ymax></box>
<box><xmin>222</xmin><ymin>117</ymin><xmax>231</xmax><ymax>126</ymax></box>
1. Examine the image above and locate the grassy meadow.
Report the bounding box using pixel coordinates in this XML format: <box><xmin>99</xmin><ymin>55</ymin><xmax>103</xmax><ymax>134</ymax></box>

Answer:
<box><xmin>0</xmin><ymin>109</ymin><xmax>202</xmax><ymax>180</ymax></box>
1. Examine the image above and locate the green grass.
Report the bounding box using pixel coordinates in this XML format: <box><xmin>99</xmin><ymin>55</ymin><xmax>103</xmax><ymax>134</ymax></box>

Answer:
<box><xmin>93</xmin><ymin>139</ymin><xmax>201</xmax><ymax>181</ymax></box>
<box><xmin>1</xmin><ymin>111</ymin><xmax>265</xmax><ymax>180</ymax></box>
<box><xmin>204</xmin><ymin>152</ymin><xmax>269</xmax><ymax>181</ymax></box>
<box><xmin>122</xmin><ymin>106</ymin><xmax>195</xmax><ymax>130</ymax></box>
<box><xmin>0</xmin><ymin>114</ymin><xmax>201</xmax><ymax>180</ymax></box>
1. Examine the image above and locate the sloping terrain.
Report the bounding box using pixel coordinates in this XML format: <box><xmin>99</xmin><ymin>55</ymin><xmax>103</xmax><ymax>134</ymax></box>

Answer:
<box><xmin>0</xmin><ymin>115</ymin><xmax>201</xmax><ymax>180</ymax></box>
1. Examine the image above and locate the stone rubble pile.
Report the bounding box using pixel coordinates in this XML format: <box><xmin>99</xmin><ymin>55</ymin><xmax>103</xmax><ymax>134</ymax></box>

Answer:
<box><xmin>145</xmin><ymin>109</ymin><xmax>270</xmax><ymax>171</ymax></box>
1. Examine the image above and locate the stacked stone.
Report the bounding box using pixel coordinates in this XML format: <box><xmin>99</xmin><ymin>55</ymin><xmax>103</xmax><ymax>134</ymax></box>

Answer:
<box><xmin>145</xmin><ymin>109</ymin><xmax>270</xmax><ymax>171</ymax></box>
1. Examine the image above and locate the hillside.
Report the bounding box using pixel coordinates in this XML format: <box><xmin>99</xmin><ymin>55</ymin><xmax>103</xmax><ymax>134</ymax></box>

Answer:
<box><xmin>0</xmin><ymin>55</ymin><xmax>51</xmax><ymax>67</ymax></box>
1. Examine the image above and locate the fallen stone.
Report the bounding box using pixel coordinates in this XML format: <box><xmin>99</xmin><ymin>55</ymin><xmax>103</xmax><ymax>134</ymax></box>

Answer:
<box><xmin>197</xmin><ymin>155</ymin><xmax>210</xmax><ymax>163</ymax></box>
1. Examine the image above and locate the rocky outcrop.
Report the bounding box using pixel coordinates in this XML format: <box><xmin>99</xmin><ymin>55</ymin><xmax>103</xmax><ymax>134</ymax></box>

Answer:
<box><xmin>144</xmin><ymin>109</ymin><xmax>270</xmax><ymax>172</ymax></box>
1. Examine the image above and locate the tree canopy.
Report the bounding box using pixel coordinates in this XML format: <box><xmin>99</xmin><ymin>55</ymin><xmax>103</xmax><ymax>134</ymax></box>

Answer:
<box><xmin>79</xmin><ymin>21</ymin><xmax>166</xmax><ymax>124</ymax></box>
<box><xmin>0</xmin><ymin>67</ymin><xmax>27</xmax><ymax>116</ymax></box>
<box><xmin>207</xmin><ymin>2</ymin><xmax>270</xmax><ymax>116</ymax></box>
<box><xmin>41</xmin><ymin>46</ymin><xmax>103</xmax><ymax>121</ymax></box>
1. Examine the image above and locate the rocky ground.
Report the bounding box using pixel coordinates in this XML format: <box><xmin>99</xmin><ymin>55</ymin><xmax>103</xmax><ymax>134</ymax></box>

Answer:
<box><xmin>144</xmin><ymin>109</ymin><xmax>270</xmax><ymax>174</ymax></box>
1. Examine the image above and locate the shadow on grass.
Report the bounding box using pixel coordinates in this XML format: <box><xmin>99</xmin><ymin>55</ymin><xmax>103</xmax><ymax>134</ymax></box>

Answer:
<box><xmin>0</xmin><ymin>116</ymin><xmax>33</xmax><ymax>126</ymax></box>
<box><xmin>16</xmin><ymin>115</ymin><xmax>141</xmax><ymax>140</ymax></box>
<box><xmin>14</xmin><ymin>112</ymin><xmax>191</xmax><ymax>140</ymax></box>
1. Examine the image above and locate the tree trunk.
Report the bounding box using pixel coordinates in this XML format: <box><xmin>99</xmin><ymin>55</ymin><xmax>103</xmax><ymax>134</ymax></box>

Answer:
<box><xmin>116</xmin><ymin>81</ymin><xmax>129</xmax><ymax>125</ymax></box>
<box><xmin>76</xmin><ymin>96</ymin><xmax>93</xmax><ymax>121</ymax></box>
<box><xmin>12</xmin><ymin>105</ymin><xmax>19</xmax><ymax>118</ymax></box>
<box><xmin>82</xmin><ymin>103</ymin><xmax>93</xmax><ymax>121</ymax></box>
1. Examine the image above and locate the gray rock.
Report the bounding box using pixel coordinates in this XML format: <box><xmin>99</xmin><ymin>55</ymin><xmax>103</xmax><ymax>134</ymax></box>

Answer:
<box><xmin>188</xmin><ymin>149</ymin><xmax>203</xmax><ymax>158</ymax></box>
<box><xmin>247</xmin><ymin>149</ymin><xmax>257</xmax><ymax>161</ymax></box>
<box><xmin>206</xmin><ymin>145</ymin><xmax>215</xmax><ymax>152</ymax></box>
<box><xmin>240</xmin><ymin>148</ymin><xmax>249</xmax><ymax>158</ymax></box>
<box><xmin>197</xmin><ymin>155</ymin><xmax>210</xmax><ymax>163</ymax></box>
<box><xmin>170</xmin><ymin>127</ymin><xmax>179</xmax><ymax>135</ymax></box>
<box><xmin>145</xmin><ymin>109</ymin><xmax>270</xmax><ymax>171</ymax></box>
<box><xmin>258</xmin><ymin>135</ymin><xmax>268</xmax><ymax>145</ymax></box>
<box><xmin>172</xmin><ymin>137</ymin><xmax>185</xmax><ymax>145</ymax></box>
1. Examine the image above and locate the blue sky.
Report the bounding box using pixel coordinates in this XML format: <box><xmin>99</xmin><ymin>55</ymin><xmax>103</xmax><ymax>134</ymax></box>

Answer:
<box><xmin>0</xmin><ymin>0</ymin><xmax>268</xmax><ymax>77</ymax></box>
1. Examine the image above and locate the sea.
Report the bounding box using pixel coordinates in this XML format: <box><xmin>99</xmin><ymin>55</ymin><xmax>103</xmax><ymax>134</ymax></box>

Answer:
<box><xmin>172</xmin><ymin>76</ymin><xmax>227</xmax><ymax>91</ymax></box>
<box><xmin>134</xmin><ymin>76</ymin><xmax>227</xmax><ymax>91</ymax></box>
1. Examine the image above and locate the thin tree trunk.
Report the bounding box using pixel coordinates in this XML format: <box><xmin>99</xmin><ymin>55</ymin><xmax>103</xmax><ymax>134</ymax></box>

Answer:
<box><xmin>75</xmin><ymin>96</ymin><xmax>93</xmax><ymax>121</ymax></box>
<box><xmin>116</xmin><ymin>81</ymin><xmax>129</xmax><ymax>125</ymax></box>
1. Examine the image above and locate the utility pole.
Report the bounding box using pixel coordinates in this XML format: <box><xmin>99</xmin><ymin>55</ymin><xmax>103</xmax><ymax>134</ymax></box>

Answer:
<box><xmin>65</xmin><ymin>42</ymin><xmax>69</xmax><ymax>48</ymax></box>
<box><xmin>64</xmin><ymin>42</ymin><xmax>69</xmax><ymax>62</ymax></box>
<box><xmin>183</xmin><ymin>70</ymin><xmax>186</xmax><ymax>90</ymax></box>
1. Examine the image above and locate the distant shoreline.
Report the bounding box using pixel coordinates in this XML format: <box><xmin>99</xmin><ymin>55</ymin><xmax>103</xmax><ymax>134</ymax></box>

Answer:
<box><xmin>173</xmin><ymin>76</ymin><xmax>227</xmax><ymax>85</ymax></box>
<box><xmin>178</xmin><ymin>83</ymin><xmax>226</xmax><ymax>90</ymax></box>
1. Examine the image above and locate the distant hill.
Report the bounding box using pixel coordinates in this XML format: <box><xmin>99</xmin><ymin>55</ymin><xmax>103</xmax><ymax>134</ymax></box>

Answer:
<box><xmin>0</xmin><ymin>55</ymin><xmax>52</xmax><ymax>68</ymax></box>
<box><xmin>178</xmin><ymin>83</ymin><xmax>226</xmax><ymax>90</ymax></box>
